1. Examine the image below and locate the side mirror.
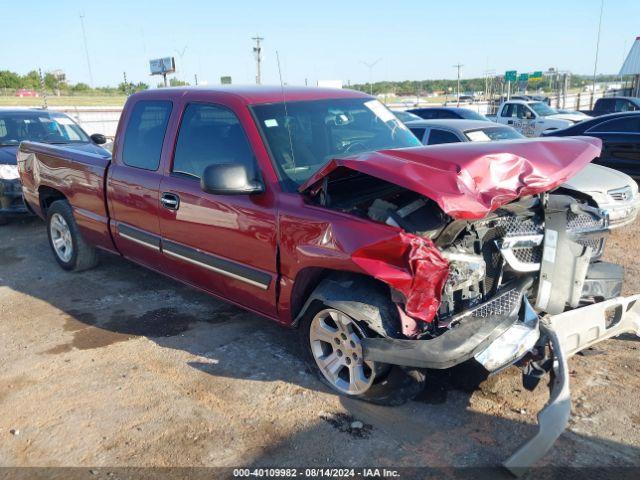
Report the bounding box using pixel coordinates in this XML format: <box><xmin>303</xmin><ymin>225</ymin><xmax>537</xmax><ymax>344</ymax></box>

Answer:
<box><xmin>90</xmin><ymin>133</ymin><xmax>107</xmax><ymax>145</ymax></box>
<box><xmin>200</xmin><ymin>163</ymin><xmax>264</xmax><ymax>195</ymax></box>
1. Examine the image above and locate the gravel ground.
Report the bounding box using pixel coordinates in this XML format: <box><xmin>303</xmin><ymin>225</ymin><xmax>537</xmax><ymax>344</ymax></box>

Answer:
<box><xmin>0</xmin><ymin>217</ymin><xmax>639</xmax><ymax>477</ymax></box>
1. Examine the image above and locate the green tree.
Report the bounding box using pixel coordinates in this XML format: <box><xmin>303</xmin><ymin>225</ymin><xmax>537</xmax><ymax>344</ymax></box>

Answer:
<box><xmin>0</xmin><ymin>70</ymin><xmax>21</xmax><ymax>89</ymax></box>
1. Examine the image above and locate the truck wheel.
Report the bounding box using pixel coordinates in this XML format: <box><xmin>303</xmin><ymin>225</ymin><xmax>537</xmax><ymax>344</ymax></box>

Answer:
<box><xmin>300</xmin><ymin>301</ymin><xmax>426</xmax><ymax>406</ymax></box>
<box><xmin>46</xmin><ymin>200</ymin><xmax>98</xmax><ymax>272</ymax></box>
<box><xmin>0</xmin><ymin>216</ymin><xmax>7</xmax><ymax>226</ymax></box>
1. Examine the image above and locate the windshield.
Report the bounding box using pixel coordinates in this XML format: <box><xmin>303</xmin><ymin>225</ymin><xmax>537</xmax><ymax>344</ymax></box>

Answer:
<box><xmin>464</xmin><ymin>126</ymin><xmax>524</xmax><ymax>142</ymax></box>
<box><xmin>529</xmin><ymin>102</ymin><xmax>558</xmax><ymax>117</ymax></box>
<box><xmin>0</xmin><ymin>111</ymin><xmax>90</xmax><ymax>146</ymax></box>
<box><xmin>252</xmin><ymin>98</ymin><xmax>421</xmax><ymax>189</ymax></box>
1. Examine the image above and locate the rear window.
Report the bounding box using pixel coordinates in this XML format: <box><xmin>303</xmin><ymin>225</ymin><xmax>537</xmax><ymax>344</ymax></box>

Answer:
<box><xmin>122</xmin><ymin>100</ymin><xmax>172</xmax><ymax>170</ymax></box>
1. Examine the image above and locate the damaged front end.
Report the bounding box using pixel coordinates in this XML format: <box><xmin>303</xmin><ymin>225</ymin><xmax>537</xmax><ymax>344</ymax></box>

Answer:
<box><xmin>299</xmin><ymin>137</ymin><xmax>639</xmax><ymax>472</ymax></box>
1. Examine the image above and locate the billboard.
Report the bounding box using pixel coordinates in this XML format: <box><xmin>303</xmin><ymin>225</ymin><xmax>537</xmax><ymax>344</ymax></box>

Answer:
<box><xmin>220</xmin><ymin>76</ymin><xmax>232</xmax><ymax>85</ymax></box>
<box><xmin>149</xmin><ymin>57</ymin><xmax>176</xmax><ymax>75</ymax></box>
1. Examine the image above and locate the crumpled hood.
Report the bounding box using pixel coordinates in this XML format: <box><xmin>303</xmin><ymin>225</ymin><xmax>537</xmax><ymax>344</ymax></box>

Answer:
<box><xmin>300</xmin><ymin>136</ymin><xmax>602</xmax><ymax>220</ymax></box>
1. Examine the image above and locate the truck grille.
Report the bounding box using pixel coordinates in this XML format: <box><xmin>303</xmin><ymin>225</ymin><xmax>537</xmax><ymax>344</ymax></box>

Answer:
<box><xmin>566</xmin><ymin>210</ymin><xmax>606</xmax><ymax>232</ymax></box>
<box><xmin>497</xmin><ymin>216</ymin><xmax>544</xmax><ymax>237</ymax></box>
<box><xmin>471</xmin><ymin>287</ymin><xmax>521</xmax><ymax>318</ymax></box>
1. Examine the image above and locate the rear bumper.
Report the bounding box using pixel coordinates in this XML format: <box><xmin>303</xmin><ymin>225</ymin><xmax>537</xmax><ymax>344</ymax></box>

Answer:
<box><xmin>504</xmin><ymin>294</ymin><xmax>640</xmax><ymax>475</ymax></box>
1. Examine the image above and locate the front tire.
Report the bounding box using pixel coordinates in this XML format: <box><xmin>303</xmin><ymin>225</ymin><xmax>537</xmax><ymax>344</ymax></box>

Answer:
<box><xmin>46</xmin><ymin>200</ymin><xmax>98</xmax><ymax>272</ymax></box>
<box><xmin>300</xmin><ymin>299</ymin><xmax>426</xmax><ymax>406</ymax></box>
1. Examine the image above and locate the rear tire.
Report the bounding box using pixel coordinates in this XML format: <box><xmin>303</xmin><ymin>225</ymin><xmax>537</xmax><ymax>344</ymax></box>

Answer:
<box><xmin>46</xmin><ymin>200</ymin><xmax>98</xmax><ymax>272</ymax></box>
<box><xmin>0</xmin><ymin>216</ymin><xmax>8</xmax><ymax>226</ymax></box>
<box><xmin>300</xmin><ymin>298</ymin><xmax>426</xmax><ymax>406</ymax></box>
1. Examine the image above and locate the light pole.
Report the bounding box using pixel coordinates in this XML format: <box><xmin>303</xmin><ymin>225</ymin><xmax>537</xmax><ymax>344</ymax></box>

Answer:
<box><xmin>360</xmin><ymin>58</ymin><xmax>382</xmax><ymax>96</ymax></box>
<box><xmin>79</xmin><ymin>13</ymin><xmax>94</xmax><ymax>87</ymax></box>
<box><xmin>591</xmin><ymin>0</ymin><xmax>604</xmax><ymax>99</ymax></box>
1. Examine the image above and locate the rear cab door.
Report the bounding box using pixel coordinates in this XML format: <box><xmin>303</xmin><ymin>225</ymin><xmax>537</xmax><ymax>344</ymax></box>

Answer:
<box><xmin>156</xmin><ymin>91</ymin><xmax>280</xmax><ymax>318</ymax></box>
<box><xmin>106</xmin><ymin>96</ymin><xmax>175</xmax><ymax>269</ymax></box>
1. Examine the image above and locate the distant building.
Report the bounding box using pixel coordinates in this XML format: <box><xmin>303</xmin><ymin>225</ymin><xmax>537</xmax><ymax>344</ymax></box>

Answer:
<box><xmin>620</xmin><ymin>35</ymin><xmax>640</xmax><ymax>96</ymax></box>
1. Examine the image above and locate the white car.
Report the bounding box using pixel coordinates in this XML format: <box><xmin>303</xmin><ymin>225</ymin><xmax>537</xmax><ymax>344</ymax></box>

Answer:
<box><xmin>494</xmin><ymin>100</ymin><xmax>591</xmax><ymax>137</ymax></box>
<box><xmin>406</xmin><ymin>119</ymin><xmax>640</xmax><ymax>228</ymax></box>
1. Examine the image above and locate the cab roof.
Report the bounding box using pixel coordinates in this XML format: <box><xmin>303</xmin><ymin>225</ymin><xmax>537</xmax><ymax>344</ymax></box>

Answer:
<box><xmin>129</xmin><ymin>85</ymin><xmax>371</xmax><ymax>105</ymax></box>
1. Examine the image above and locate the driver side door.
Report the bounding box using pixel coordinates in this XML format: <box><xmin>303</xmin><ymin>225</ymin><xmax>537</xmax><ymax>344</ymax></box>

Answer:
<box><xmin>158</xmin><ymin>102</ymin><xmax>278</xmax><ymax>316</ymax></box>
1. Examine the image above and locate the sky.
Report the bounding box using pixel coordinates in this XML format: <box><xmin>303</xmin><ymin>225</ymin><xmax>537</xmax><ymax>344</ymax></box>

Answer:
<box><xmin>3</xmin><ymin>0</ymin><xmax>639</xmax><ymax>88</ymax></box>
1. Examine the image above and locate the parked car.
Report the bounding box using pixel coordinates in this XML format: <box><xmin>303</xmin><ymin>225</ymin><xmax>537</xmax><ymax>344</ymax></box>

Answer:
<box><xmin>407</xmin><ymin>119</ymin><xmax>640</xmax><ymax>228</ymax></box>
<box><xmin>580</xmin><ymin>96</ymin><xmax>640</xmax><ymax>117</ymax></box>
<box><xmin>494</xmin><ymin>100</ymin><xmax>589</xmax><ymax>137</ymax></box>
<box><xmin>15</xmin><ymin>89</ymin><xmax>39</xmax><ymax>98</ymax></box>
<box><xmin>542</xmin><ymin>111</ymin><xmax>640</xmax><ymax>178</ymax></box>
<box><xmin>391</xmin><ymin>109</ymin><xmax>422</xmax><ymax>124</ymax></box>
<box><xmin>0</xmin><ymin>108</ymin><xmax>109</xmax><ymax>225</ymax></box>
<box><xmin>18</xmin><ymin>87</ymin><xmax>639</xmax><ymax>473</ymax></box>
<box><xmin>406</xmin><ymin>106</ymin><xmax>489</xmax><ymax>121</ymax></box>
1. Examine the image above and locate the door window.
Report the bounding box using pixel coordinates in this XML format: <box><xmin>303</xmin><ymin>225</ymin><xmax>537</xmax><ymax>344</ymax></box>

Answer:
<box><xmin>589</xmin><ymin>117</ymin><xmax>640</xmax><ymax>133</ymax></box>
<box><xmin>409</xmin><ymin>127</ymin><xmax>426</xmax><ymax>141</ymax></box>
<box><xmin>122</xmin><ymin>101</ymin><xmax>172</xmax><ymax>171</ymax></box>
<box><xmin>172</xmin><ymin>103</ymin><xmax>256</xmax><ymax>179</ymax></box>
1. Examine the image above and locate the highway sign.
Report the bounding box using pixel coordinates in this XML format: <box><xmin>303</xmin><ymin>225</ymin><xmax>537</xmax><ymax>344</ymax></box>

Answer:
<box><xmin>504</xmin><ymin>70</ymin><xmax>517</xmax><ymax>82</ymax></box>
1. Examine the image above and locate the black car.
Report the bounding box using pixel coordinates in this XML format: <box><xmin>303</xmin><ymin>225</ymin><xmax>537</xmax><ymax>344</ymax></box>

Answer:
<box><xmin>0</xmin><ymin>109</ymin><xmax>109</xmax><ymax>225</ymax></box>
<box><xmin>542</xmin><ymin>111</ymin><xmax>640</xmax><ymax>178</ymax></box>
<box><xmin>406</xmin><ymin>106</ymin><xmax>489</xmax><ymax>121</ymax></box>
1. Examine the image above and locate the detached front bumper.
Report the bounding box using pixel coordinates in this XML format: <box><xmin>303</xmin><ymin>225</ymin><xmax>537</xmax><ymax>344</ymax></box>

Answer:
<box><xmin>0</xmin><ymin>178</ymin><xmax>28</xmax><ymax>217</ymax></box>
<box><xmin>504</xmin><ymin>294</ymin><xmax>640</xmax><ymax>475</ymax></box>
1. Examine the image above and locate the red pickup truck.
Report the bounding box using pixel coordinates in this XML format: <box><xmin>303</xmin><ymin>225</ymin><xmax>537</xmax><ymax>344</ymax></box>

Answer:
<box><xmin>18</xmin><ymin>87</ymin><xmax>640</xmax><ymax>472</ymax></box>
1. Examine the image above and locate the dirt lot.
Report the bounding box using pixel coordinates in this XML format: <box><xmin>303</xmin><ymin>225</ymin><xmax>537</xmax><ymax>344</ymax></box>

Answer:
<box><xmin>1</xmin><ymin>217</ymin><xmax>639</xmax><ymax>476</ymax></box>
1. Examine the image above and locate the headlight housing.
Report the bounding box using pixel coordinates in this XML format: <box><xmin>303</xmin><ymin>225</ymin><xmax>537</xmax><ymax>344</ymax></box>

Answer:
<box><xmin>0</xmin><ymin>164</ymin><xmax>19</xmax><ymax>180</ymax></box>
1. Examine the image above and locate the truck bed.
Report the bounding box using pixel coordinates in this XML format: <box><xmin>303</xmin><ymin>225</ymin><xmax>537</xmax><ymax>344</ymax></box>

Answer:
<box><xmin>17</xmin><ymin>141</ymin><xmax>115</xmax><ymax>251</ymax></box>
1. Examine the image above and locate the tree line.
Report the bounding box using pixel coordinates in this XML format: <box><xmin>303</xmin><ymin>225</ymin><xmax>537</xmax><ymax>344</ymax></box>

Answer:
<box><xmin>0</xmin><ymin>69</ymin><xmax>149</xmax><ymax>95</ymax></box>
<box><xmin>351</xmin><ymin>74</ymin><xmax>626</xmax><ymax>96</ymax></box>
<box><xmin>0</xmin><ymin>68</ymin><xmax>627</xmax><ymax>97</ymax></box>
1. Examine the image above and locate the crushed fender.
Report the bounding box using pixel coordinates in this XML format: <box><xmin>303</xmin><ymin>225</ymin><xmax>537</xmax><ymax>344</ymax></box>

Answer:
<box><xmin>352</xmin><ymin>232</ymin><xmax>449</xmax><ymax>323</ymax></box>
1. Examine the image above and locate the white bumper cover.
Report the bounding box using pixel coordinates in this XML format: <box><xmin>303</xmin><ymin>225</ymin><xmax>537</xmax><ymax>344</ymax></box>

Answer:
<box><xmin>504</xmin><ymin>294</ymin><xmax>640</xmax><ymax>475</ymax></box>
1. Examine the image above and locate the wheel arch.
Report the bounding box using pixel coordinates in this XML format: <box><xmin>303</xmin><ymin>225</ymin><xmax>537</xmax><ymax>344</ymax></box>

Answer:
<box><xmin>291</xmin><ymin>269</ymin><xmax>402</xmax><ymax>338</ymax></box>
<box><xmin>38</xmin><ymin>186</ymin><xmax>67</xmax><ymax>216</ymax></box>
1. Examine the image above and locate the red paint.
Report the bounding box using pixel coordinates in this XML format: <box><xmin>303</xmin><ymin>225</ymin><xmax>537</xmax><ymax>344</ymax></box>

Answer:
<box><xmin>352</xmin><ymin>233</ymin><xmax>449</xmax><ymax>323</ymax></box>
<box><xmin>17</xmin><ymin>87</ymin><xmax>603</xmax><ymax>327</ymax></box>
<box><xmin>301</xmin><ymin>136</ymin><xmax>602</xmax><ymax>220</ymax></box>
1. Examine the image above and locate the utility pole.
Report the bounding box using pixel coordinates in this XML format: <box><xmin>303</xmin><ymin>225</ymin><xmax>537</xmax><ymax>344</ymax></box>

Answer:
<box><xmin>591</xmin><ymin>0</ymin><xmax>604</xmax><ymax>104</ymax></box>
<box><xmin>252</xmin><ymin>35</ymin><xmax>264</xmax><ymax>85</ymax></box>
<box><xmin>79</xmin><ymin>13</ymin><xmax>94</xmax><ymax>87</ymax></box>
<box><xmin>360</xmin><ymin>58</ymin><xmax>382</xmax><ymax>96</ymax></box>
<box><xmin>453</xmin><ymin>63</ymin><xmax>463</xmax><ymax>106</ymax></box>
<box><xmin>38</xmin><ymin>69</ymin><xmax>48</xmax><ymax>109</ymax></box>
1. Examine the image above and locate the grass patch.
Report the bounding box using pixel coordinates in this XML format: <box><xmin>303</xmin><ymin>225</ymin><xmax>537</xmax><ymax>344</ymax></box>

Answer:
<box><xmin>0</xmin><ymin>95</ymin><xmax>126</xmax><ymax>107</ymax></box>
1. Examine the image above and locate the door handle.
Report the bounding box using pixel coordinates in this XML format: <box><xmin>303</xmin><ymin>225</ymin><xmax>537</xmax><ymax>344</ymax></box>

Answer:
<box><xmin>161</xmin><ymin>192</ymin><xmax>180</xmax><ymax>210</ymax></box>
